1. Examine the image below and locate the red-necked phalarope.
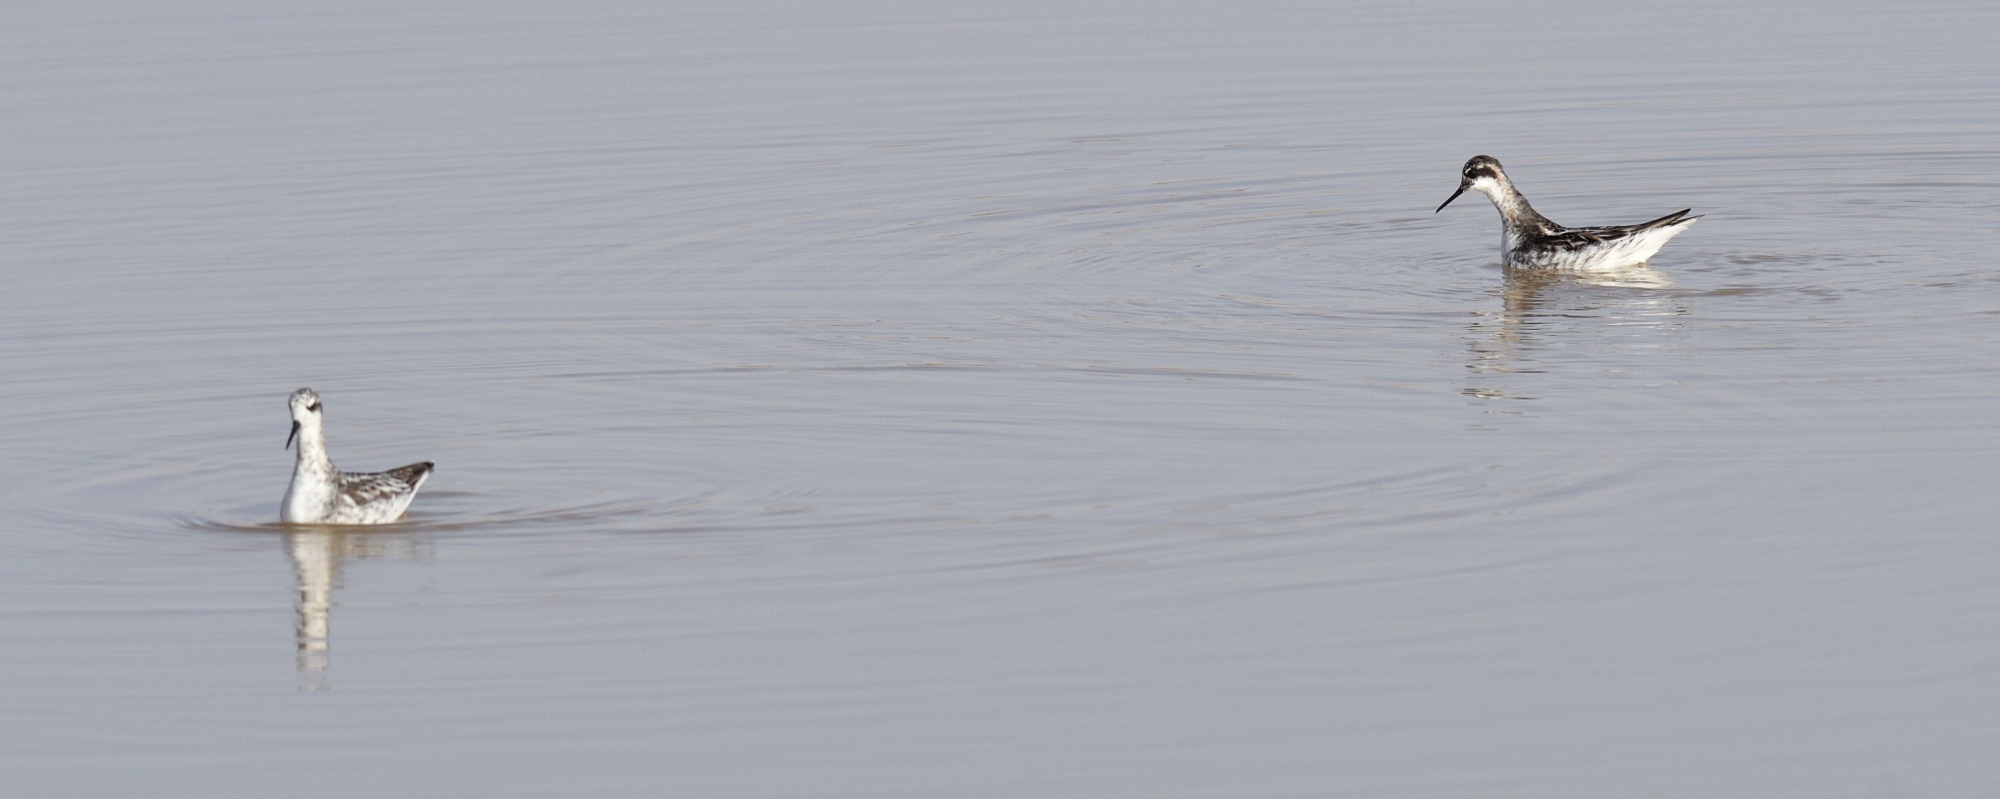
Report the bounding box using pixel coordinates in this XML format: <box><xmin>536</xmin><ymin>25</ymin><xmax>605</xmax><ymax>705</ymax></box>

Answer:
<box><xmin>1436</xmin><ymin>155</ymin><xmax>1699</xmax><ymax>271</ymax></box>
<box><xmin>282</xmin><ymin>388</ymin><xmax>434</xmax><ymax>525</ymax></box>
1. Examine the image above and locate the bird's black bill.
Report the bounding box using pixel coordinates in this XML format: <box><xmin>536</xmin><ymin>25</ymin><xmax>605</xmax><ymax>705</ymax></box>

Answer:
<box><xmin>286</xmin><ymin>420</ymin><xmax>300</xmax><ymax>450</ymax></box>
<box><xmin>1435</xmin><ymin>184</ymin><xmax>1467</xmax><ymax>213</ymax></box>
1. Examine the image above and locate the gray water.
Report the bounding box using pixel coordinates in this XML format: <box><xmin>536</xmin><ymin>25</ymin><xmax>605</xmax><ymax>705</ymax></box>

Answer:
<box><xmin>5</xmin><ymin>1</ymin><xmax>2000</xmax><ymax>796</ymax></box>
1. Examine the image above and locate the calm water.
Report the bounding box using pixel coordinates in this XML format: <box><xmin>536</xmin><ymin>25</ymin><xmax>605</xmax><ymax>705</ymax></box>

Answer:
<box><xmin>5</xmin><ymin>1</ymin><xmax>1999</xmax><ymax>796</ymax></box>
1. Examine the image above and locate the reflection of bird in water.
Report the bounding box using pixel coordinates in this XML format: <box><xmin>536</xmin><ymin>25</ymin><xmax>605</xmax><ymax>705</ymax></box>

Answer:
<box><xmin>1437</xmin><ymin>155</ymin><xmax>1699</xmax><ymax>271</ymax></box>
<box><xmin>288</xmin><ymin>529</ymin><xmax>339</xmax><ymax>690</ymax></box>
<box><xmin>1464</xmin><ymin>268</ymin><xmax>1688</xmax><ymax>400</ymax></box>
<box><xmin>282</xmin><ymin>388</ymin><xmax>434</xmax><ymax>525</ymax></box>
<box><xmin>285</xmin><ymin>528</ymin><xmax>427</xmax><ymax>691</ymax></box>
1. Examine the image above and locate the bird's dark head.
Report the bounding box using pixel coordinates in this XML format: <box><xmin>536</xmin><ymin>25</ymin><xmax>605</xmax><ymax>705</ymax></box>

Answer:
<box><xmin>1437</xmin><ymin>155</ymin><xmax>1509</xmax><ymax>213</ymax></box>
<box><xmin>1461</xmin><ymin>155</ymin><xmax>1505</xmax><ymax>183</ymax></box>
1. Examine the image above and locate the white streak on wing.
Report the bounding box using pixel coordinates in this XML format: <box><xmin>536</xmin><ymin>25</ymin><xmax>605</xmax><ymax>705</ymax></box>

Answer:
<box><xmin>1514</xmin><ymin>218</ymin><xmax>1697</xmax><ymax>271</ymax></box>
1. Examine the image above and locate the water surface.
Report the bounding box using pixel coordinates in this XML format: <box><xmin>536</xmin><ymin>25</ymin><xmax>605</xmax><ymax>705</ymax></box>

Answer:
<box><xmin>5</xmin><ymin>1</ymin><xmax>2000</xmax><ymax>796</ymax></box>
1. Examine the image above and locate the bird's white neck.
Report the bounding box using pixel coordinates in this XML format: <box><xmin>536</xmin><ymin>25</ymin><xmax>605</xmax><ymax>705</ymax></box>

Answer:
<box><xmin>1471</xmin><ymin>176</ymin><xmax>1542</xmax><ymax>226</ymax></box>
<box><xmin>293</xmin><ymin>422</ymin><xmax>334</xmax><ymax>474</ymax></box>
<box><xmin>1470</xmin><ymin>175</ymin><xmax>1554</xmax><ymax>259</ymax></box>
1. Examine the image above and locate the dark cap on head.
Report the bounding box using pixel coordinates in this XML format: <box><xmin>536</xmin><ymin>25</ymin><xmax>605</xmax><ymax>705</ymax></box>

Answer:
<box><xmin>1461</xmin><ymin>155</ymin><xmax>1504</xmax><ymax>181</ymax></box>
<box><xmin>1437</xmin><ymin>155</ymin><xmax>1506</xmax><ymax>213</ymax></box>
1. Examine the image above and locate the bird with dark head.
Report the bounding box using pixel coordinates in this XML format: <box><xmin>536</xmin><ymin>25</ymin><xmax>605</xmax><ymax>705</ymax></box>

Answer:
<box><xmin>1435</xmin><ymin>155</ymin><xmax>1699</xmax><ymax>271</ymax></box>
